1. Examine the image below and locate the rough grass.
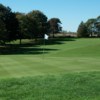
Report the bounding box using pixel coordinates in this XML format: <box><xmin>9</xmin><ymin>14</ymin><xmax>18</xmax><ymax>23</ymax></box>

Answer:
<box><xmin>0</xmin><ymin>72</ymin><xmax>100</xmax><ymax>100</ymax></box>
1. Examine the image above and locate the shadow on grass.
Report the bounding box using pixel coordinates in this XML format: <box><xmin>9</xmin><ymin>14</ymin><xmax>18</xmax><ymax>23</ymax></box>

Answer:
<box><xmin>0</xmin><ymin>46</ymin><xmax>58</xmax><ymax>55</ymax></box>
<box><xmin>39</xmin><ymin>37</ymin><xmax>76</xmax><ymax>45</ymax></box>
<box><xmin>0</xmin><ymin>37</ymin><xmax>76</xmax><ymax>55</ymax></box>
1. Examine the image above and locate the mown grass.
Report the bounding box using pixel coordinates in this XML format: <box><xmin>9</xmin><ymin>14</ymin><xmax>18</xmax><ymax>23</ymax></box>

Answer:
<box><xmin>0</xmin><ymin>72</ymin><xmax>100</xmax><ymax>100</ymax></box>
<box><xmin>0</xmin><ymin>38</ymin><xmax>100</xmax><ymax>78</ymax></box>
<box><xmin>0</xmin><ymin>38</ymin><xmax>100</xmax><ymax>99</ymax></box>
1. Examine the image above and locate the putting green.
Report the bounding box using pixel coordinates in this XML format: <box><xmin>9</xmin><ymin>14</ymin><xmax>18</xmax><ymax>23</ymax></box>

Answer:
<box><xmin>0</xmin><ymin>38</ymin><xmax>100</xmax><ymax>78</ymax></box>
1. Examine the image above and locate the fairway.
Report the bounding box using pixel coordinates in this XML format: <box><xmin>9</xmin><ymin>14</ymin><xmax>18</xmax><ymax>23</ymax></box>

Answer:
<box><xmin>0</xmin><ymin>1</ymin><xmax>100</xmax><ymax>99</ymax></box>
<box><xmin>0</xmin><ymin>38</ymin><xmax>100</xmax><ymax>78</ymax></box>
<box><xmin>0</xmin><ymin>38</ymin><xmax>100</xmax><ymax>100</ymax></box>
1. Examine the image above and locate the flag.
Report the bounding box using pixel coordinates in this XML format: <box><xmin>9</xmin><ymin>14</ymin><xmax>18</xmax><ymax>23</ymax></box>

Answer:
<box><xmin>44</xmin><ymin>34</ymin><xmax>49</xmax><ymax>40</ymax></box>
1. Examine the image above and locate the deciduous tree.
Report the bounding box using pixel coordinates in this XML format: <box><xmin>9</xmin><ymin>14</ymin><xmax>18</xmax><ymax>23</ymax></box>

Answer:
<box><xmin>0</xmin><ymin>4</ymin><xmax>19</xmax><ymax>44</ymax></box>
<box><xmin>48</xmin><ymin>18</ymin><xmax>62</xmax><ymax>38</ymax></box>
<box><xmin>77</xmin><ymin>21</ymin><xmax>88</xmax><ymax>37</ymax></box>
<box><xmin>27</xmin><ymin>10</ymin><xmax>48</xmax><ymax>40</ymax></box>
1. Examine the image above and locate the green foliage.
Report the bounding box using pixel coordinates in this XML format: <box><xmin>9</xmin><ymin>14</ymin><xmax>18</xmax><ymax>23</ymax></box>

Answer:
<box><xmin>27</xmin><ymin>10</ymin><xmax>48</xmax><ymax>38</ymax></box>
<box><xmin>78</xmin><ymin>16</ymin><xmax>100</xmax><ymax>37</ymax></box>
<box><xmin>0</xmin><ymin>19</ymin><xmax>7</xmax><ymax>44</ymax></box>
<box><xmin>16</xmin><ymin>13</ymin><xmax>36</xmax><ymax>39</ymax></box>
<box><xmin>48</xmin><ymin>18</ymin><xmax>62</xmax><ymax>37</ymax></box>
<box><xmin>85</xmin><ymin>18</ymin><xmax>96</xmax><ymax>27</ymax></box>
<box><xmin>85</xmin><ymin>18</ymin><xmax>96</xmax><ymax>36</ymax></box>
<box><xmin>77</xmin><ymin>22</ymin><xmax>88</xmax><ymax>37</ymax></box>
<box><xmin>0</xmin><ymin>3</ymin><xmax>62</xmax><ymax>44</ymax></box>
<box><xmin>0</xmin><ymin>4</ymin><xmax>19</xmax><ymax>44</ymax></box>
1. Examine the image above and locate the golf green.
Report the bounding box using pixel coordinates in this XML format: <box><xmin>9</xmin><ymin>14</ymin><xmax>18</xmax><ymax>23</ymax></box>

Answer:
<box><xmin>0</xmin><ymin>38</ymin><xmax>100</xmax><ymax>78</ymax></box>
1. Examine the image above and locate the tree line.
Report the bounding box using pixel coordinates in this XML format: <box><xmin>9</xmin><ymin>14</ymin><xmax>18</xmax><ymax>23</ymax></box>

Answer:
<box><xmin>77</xmin><ymin>16</ymin><xmax>100</xmax><ymax>37</ymax></box>
<box><xmin>0</xmin><ymin>4</ymin><xmax>62</xmax><ymax>45</ymax></box>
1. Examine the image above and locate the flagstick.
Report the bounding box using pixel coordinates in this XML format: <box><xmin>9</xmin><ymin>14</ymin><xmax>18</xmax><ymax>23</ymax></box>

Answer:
<box><xmin>43</xmin><ymin>38</ymin><xmax>45</xmax><ymax>60</ymax></box>
<box><xmin>43</xmin><ymin>34</ymin><xmax>48</xmax><ymax>61</ymax></box>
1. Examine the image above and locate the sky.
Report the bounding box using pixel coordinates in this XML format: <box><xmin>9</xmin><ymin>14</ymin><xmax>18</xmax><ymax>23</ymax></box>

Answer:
<box><xmin>0</xmin><ymin>0</ymin><xmax>100</xmax><ymax>32</ymax></box>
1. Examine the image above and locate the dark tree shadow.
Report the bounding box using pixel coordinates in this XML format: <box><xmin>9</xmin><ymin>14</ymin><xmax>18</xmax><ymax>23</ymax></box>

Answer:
<box><xmin>0</xmin><ymin>37</ymin><xmax>76</xmax><ymax>55</ymax></box>
<box><xmin>39</xmin><ymin>37</ymin><xmax>76</xmax><ymax>45</ymax></box>
<box><xmin>0</xmin><ymin>45</ymin><xmax>58</xmax><ymax>55</ymax></box>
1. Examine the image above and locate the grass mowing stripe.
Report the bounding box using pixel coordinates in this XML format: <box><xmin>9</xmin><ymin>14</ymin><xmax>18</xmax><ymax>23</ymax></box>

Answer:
<box><xmin>0</xmin><ymin>56</ymin><xmax>100</xmax><ymax>78</ymax></box>
<box><xmin>0</xmin><ymin>38</ymin><xmax>100</xmax><ymax>99</ymax></box>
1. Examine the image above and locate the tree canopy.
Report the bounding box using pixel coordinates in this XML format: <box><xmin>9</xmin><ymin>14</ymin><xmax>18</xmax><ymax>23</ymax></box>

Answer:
<box><xmin>48</xmin><ymin>18</ymin><xmax>62</xmax><ymax>37</ymax></box>
<box><xmin>0</xmin><ymin>3</ymin><xmax>63</xmax><ymax>45</ymax></box>
<box><xmin>0</xmin><ymin>4</ymin><xmax>19</xmax><ymax>44</ymax></box>
<box><xmin>77</xmin><ymin>16</ymin><xmax>100</xmax><ymax>37</ymax></box>
<box><xmin>27</xmin><ymin>10</ymin><xmax>48</xmax><ymax>39</ymax></box>
<box><xmin>77</xmin><ymin>21</ymin><xmax>88</xmax><ymax>37</ymax></box>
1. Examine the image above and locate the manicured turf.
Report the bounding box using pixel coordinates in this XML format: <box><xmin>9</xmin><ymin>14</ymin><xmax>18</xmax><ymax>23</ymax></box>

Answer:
<box><xmin>0</xmin><ymin>38</ymin><xmax>100</xmax><ymax>78</ymax></box>
<box><xmin>0</xmin><ymin>38</ymin><xmax>100</xmax><ymax>100</ymax></box>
